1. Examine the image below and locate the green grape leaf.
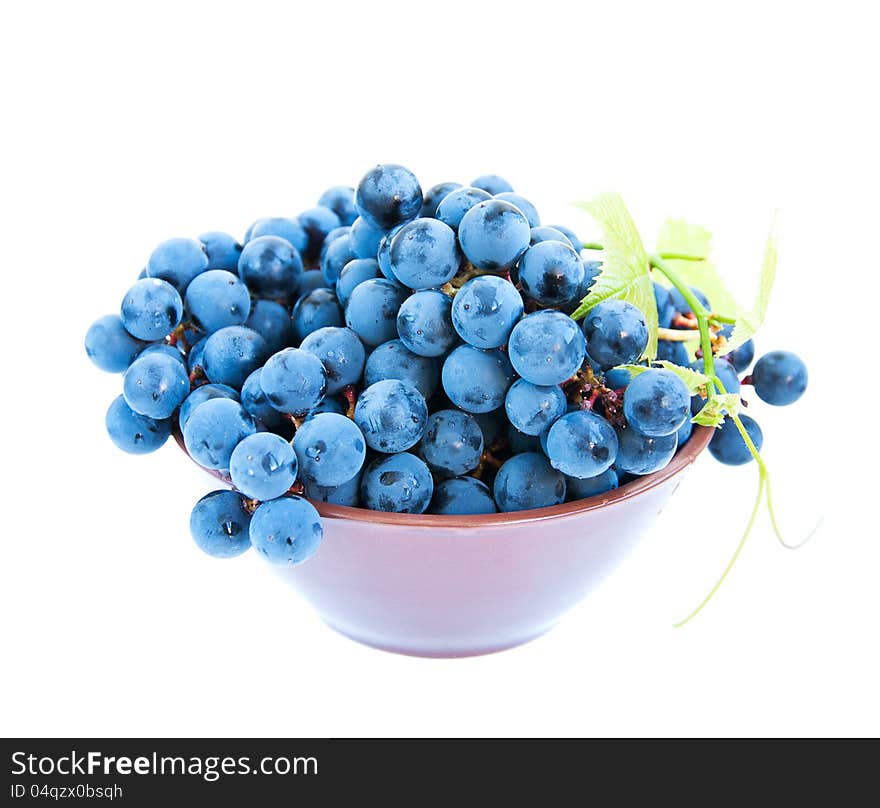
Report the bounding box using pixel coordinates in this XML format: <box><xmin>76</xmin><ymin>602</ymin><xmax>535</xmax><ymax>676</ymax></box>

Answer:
<box><xmin>691</xmin><ymin>393</ymin><xmax>741</xmax><ymax>427</ymax></box>
<box><xmin>656</xmin><ymin>218</ymin><xmax>742</xmax><ymax>318</ymax></box>
<box><xmin>615</xmin><ymin>361</ymin><xmax>710</xmax><ymax>393</ymax></box>
<box><xmin>572</xmin><ymin>193</ymin><xmax>658</xmax><ymax>360</ymax></box>
<box><xmin>725</xmin><ymin>221</ymin><xmax>778</xmax><ymax>352</ymax></box>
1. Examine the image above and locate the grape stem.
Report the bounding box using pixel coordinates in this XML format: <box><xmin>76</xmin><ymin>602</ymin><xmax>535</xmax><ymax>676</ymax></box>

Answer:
<box><xmin>656</xmin><ymin>251</ymin><xmax>706</xmax><ymax>262</ymax></box>
<box><xmin>657</xmin><ymin>327</ymin><xmax>701</xmax><ymax>342</ymax></box>
<box><xmin>581</xmin><ymin>241</ymin><xmax>604</xmax><ymax>251</ymax></box>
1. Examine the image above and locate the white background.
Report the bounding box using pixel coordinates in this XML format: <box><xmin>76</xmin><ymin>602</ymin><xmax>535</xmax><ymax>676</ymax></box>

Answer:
<box><xmin>1</xmin><ymin>1</ymin><xmax>877</xmax><ymax>737</ymax></box>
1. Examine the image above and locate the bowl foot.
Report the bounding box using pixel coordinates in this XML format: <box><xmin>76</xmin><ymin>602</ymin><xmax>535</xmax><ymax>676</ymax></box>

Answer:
<box><xmin>323</xmin><ymin>621</ymin><xmax>555</xmax><ymax>659</ymax></box>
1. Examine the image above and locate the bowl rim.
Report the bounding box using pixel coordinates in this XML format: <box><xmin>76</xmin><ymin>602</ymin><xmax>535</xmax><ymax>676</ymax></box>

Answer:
<box><xmin>176</xmin><ymin>424</ymin><xmax>713</xmax><ymax>528</ymax></box>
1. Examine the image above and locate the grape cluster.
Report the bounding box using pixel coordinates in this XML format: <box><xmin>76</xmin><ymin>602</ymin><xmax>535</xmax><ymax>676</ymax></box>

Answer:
<box><xmin>85</xmin><ymin>164</ymin><xmax>808</xmax><ymax>567</ymax></box>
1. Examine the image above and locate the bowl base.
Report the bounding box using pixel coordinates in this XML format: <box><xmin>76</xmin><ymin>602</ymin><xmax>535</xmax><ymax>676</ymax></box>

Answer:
<box><xmin>324</xmin><ymin>621</ymin><xmax>554</xmax><ymax>659</ymax></box>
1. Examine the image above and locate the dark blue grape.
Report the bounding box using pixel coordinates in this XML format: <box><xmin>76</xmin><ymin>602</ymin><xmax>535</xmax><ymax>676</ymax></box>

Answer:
<box><xmin>354</xmin><ymin>378</ymin><xmax>428</xmax><ymax>453</ymax></box>
<box><xmin>122</xmin><ymin>351</ymin><xmax>190</xmax><ymax>419</ymax></box>
<box><xmin>299</xmin><ymin>325</ymin><xmax>366</xmax><ymax>395</ymax></box>
<box><xmin>494</xmin><ymin>192</ymin><xmax>540</xmax><ymax>227</ymax></box>
<box><xmin>376</xmin><ymin>225</ymin><xmax>404</xmax><ymax>281</ymax></box>
<box><xmin>202</xmin><ymin>326</ymin><xmax>268</xmax><ymax>389</ymax></box>
<box><xmin>85</xmin><ymin>314</ymin><xmax>147</xmax><ymax>373</ymax></box>
<box><xmin>293</xmin><ymin>412</ymin><xmax>367</xmax><ymax>487</ymax></box>
<box><xmin>504</xmin><ymin>379</ymin><xmax>567</xmax><ymax>436</ymax></box>
<box><xmin>388</xmin><ymin>218</ymin><xmax>461</xmax><ymax>290</ymax></box>
<box><xmin>260</xmin><ymin>347</ymin><xmax>327</xmax><ymax>414</ymax></box>
<box><xmin>318</xmin><ymin>185</ymin><xmax>358</xmax><ymax>226</ymax></box>
<box><xmin>435</xmin><ymin>186</ymin><xmax>492</xmax><ymax>231</ymax></box>
<box><xmin>120</xmin><ymin>278</ymin><xmax>183</xmax><ymax>341</ymax></box>
<box><xmin>517</xmin><ymin>241</ymin><xmax>584</xmax><ymax>306</ymax></box>
<box><xmin>344</xmin><ymin>278</ymin><xmax>409</xmax><ymax>347</ymax></box>
<box><xmin>183</xmin><ymin>397</ymin><xmax>256</xmax><ymax>470</ymax></box>
<box><xmin>199</xmin><ymin>231</ymin><xmax>243</xmax><ymax>272</ymax></box>
<box><xmin>654</xmin><ymin>282</ymin><xmax>675</xmax><ymax>328</ymax></box>
<box><xmin>365</xmin><ymin>339</ymin><xmax>440</xmax><ymax>399</ymax></box>
<box><xmin>190</xmin><ymin>490</ymin><xmax>252</xmax><ymax>558</ymax></box>
<box><xmin>547</xmin><ymin>224</ymin><xmax>582</xmax><ymax>253</ymax></box>
<box><xmin>245</xmin><ymin>300</ymin><xmax>293</xmax><ymax>355</ymax></box>
<box><xmin>355</xmin><ymin>164</ymin><xmax>423</xmax><ymax>230</ymax></box>
<box><xmin>179</xmin><ymin>383</ymin><xmax>240</xmax><ymax>432</ymax></box>
<box><xmin>240</xmin><ymin>368</ymin><xmax>288</xmax><ymax>430</ymax></box>
<box><xmin>545</xmin><ymin>410</ymin><xmax>618</xmax><ymax>478</ymax></box>
<box><xmin>493</xmin><ymin>452</ymin><xmax>565</xmax><ymax>512</ymax></box>
<box><xmin>752</xmin><ymin>351</ymin><xmax>808</xmax><ymax>406</ymax></box>
<box><xmin>441</xmin><ymin>345</ymin><xmax>515</xmax><ymax>413</ymax></box>
<box><xmin>230</xmin><ymin>432</ymin><xmax>298</xmax><ymax>501</ymax></box>
<box><xmin>708</xmin><ymin>414</ymin><xmax>763</xmax><ymax>465</ymax></box>
<box><xmin>336</xmin><ymin>258</ymin><xmax>381</xmax><ymax>307</ymax></box>
<box><xmin>146</xmin><ymin>237</ymin><xmax>209</xmax><ymax>293</ymax></box>
<box><xmin>656</xmin><ymin>338</ymin><xmax>689</xmax><ymax>366</ymax></box>
<box><xmin>565</xmin><ymin>468</ymin><xmax>619</xmax><ymax>501</ymax></box>
<box><xmin>291</xmin><ymin>288</ymin><xmax>343</xmax><ymax>341</ymax></box>
<box><xmin>185</xmin><ymin>269</ymin><xmax>251</xmax><ymax>332</ymax></box>
<box><xmin>471</xmin><ymin>174</ymin><xmax>514</xmax><ymax>194</ymax></box>
<box><xmin>397</xmin><ymin>289</ymin><xmax>457</xmax><ymax>357</ymax></box>
<box><xmin>581</xmin><ymin>300</ymin><xmax>648</xmax><ymax>369</ymax></box>
<box><xmin>420</xmin><ymin>182</ymin><xmax>462</xmax><ymax>218</ymax></box>
<box><xmin>304</xmin><ymin>471</ymin><xmax>362</xmax><ymax>508</ymax></box>
<box><xmin>451</xmin><ymin>275</ymin><xmax>523</xmax><ymax>349</ymax></box>
<box><xmin>297</xmin><ymin>269</ymin><xmax>329</xmax><ymax>297</ymax></box>
<box><xmin>529</xmin><ymin>226</ymin><xmax>571</xmax><ymax>247</ymax></box>
<box><xmin>246</xmin><ymin>217</ymin><xmax>308</xmax><ymax>255</ymax></box>
<box><xmin>458</xmin><ymin>199</ymin><xmax>531</xmax><ymax>270</ymax></box>
<box><xmin>508</xmin><ymin>310</ymin><xmax>586</xmax><ymax>386</ymax></box>
<box><xmin>349</xmin><ymin>215</ymin><xmax>386</xmax><ymax>260</ymax></box>
<box><xmin>430</xmin><ymin>477</ymin><xmax>497</xmax><ymax>515</ymax></box>
<box><xmin>250</xmin><ymin>496</ymin><xmax>323</xmax><ymax>565</ymax></box>
<box><xmin>614</xmin><ymin>425</ymin><xmax>677</xmax><ymax>475</ymax></box>
<box><xmin>719</xmin><ymin>324</ymin><xmax>755</xmax><ymax>372</ymax></box>
<box><xmin>361</xmin><ymin>452</ymin><xmax>434</xmax><ymax>514</ymax></box>
<box><xmin>623</xmin><ymin>369</ymin><xmax>690</xmax><ymax>436</ymax></box>
<box><xmin>237</xmin><ymin>235</ymin><xmax>303</xmax><ymax>299</ymax></box>
<box><xmin>298</xmin><ymin>206</ymin><xmax>342</xmax><ymax>262</ymax></box>
<box><xmin>670</xmin><ymin>285</ymin><xmax>710</xmax><ymax>316</ymax></box>
<box><xmin>105</xmin><ymin>395</ymin><xmax>172</xmax><ymax>454</ymax></box>
<box><xmin>419</xmin><ymin>409</ymin><xmax>483</xmax><ymax>476</ymax></box>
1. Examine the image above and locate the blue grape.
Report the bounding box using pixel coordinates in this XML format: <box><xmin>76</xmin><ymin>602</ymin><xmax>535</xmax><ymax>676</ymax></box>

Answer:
<box><xmin>656</xmin><ymin>338</ymin><xmax>689</xmax><ymax>366</ymax></box>
<box><xmin>229</xmin><ymin>432</ymin><xmax>298</xmax><ymax>501</ymax></box>
<box><xmin>260</xmin><ymin>347</ymin><xmax>327</xmax><ymax>414</ymax></box>
<box><xmin>623</xmin><ymin>368</ymin><xmax>690</xmax><ymax>436</ymax></box>
<box><xmin>472</xmin><ymin>408</ymin><xmax>507</xmax><ymax>448</ymax></box>
<box><xmin>336</xmin><ymin>258</ymin><xmax>381</xmax><ymax>307</ymax></box>
<box><xmin>517</xmin><ymin>241</ymin><xmax>584</xmax><ymax>306</ymax></box>
<box><xmin>365</xmin><ymin>339</ymin><xmax>440</xmax><ymax>398</ymax></box>
<box><xmin>435</xmin><ymin>186</ymin><xmax>493</xmax><ymax>231</ymax></box>
<box><xmin>122</xmin><ymin>351</ymin><xmax>190</xmax><ymax>418</ymax></box>
<box><xmin>670</xmin><ymin>285</ymin><xmax>710</xmax><ymax>315</ymax></box>
<box><xmin>318</xmin><ymin>185</ymin><xmax>358</xmax><ymax>226</ymax></box>
<box><xmin>354</xmin><ymin>378</ymin><xmax>428</xmax><ymax>453</ymax></box>
<box><xmin>441</xmin><ymin>345</ymin><xmax>515</xmax><ymax>413</ymax></box>
<box><xmin>319</xmin><ymin>233</ymin><xmax>357</xmax><ymax>287</ymax></box>
<box><xmin>184</xmin><ymin>269</ymin><xmax>251</xmax><ymax>332</ymax></box>
<box><xmin>291</xmin><ymin>288</ymin><xmax>343</xmax><ymax>341</ymax></box>
<box><xmin>430</xmin><ymin>477</ymin><xmax>497</xmax><ymax>515</ymax></box>
<box><xmin>237</xmin><ymin>236</ymin><xmax>303</xmax><ymax>299</ymax></box>
<box><xmin>494</xmin><ymin>192</ymin><xmax>540</xmax><ymax>227</ymax></box>
<box><xmin>581</xmin><ymin>300</ymin><xmax>648</xmax><ymax>369</ymax></box>
<box><xmin>189</xmin><ymin>490</ymin><xmax>252</xmax><ymax>558</ymax></box>
<box><xmin>245</xmin><ymin>217</ymin><xmax>308</xmax><ymax>255</ymax></box>
<box><xmin>719</xmin><ymin>324</ymin><xmax>755</xmax><ymax>372</ymax></box>
<box><xmin>249</xmin><ymin>496</ymin><xmax>323</xmax><ymax>565</ymax></box>
<box><xmin>654</xmin><ymin>282</ymin><xmax>675</xmax><ymax>328</ymax></box>
<box><xmin>85</xmin><ymin>314</ymin><xmax>147</xmax><ymax>373</ymax></box>
<box><xmin>349</xmin><ymin>215</ymin><xmax>386</xmax><ymax>260</ymax></box>
<box><xmin>344</xmin><ymin>278</ymin><xmax>409</xmax><ymax>347</ymax></box>
<box><xmin>120</xmin><ymin>278</ymin><xmax>183</xmax><ymax>341</ymax></box>
<box><xmin>603</xmin><ymin>366</ymin><xmax>635</xmax><ymax>389</ymax></box>
<box><xmin>451</xmin><ymin>275</ymin><xmax>523</xmax><ymax>349</ymax></box>
<box><xmin>376</xmin><ymin>225</ymin><xmax>404</xmax><ymax>281</ymax></box>
<box><xmin>614</xmin><ymin>425</ymin><xmax>677</xmax><ymax>475</ymax></box>
<box><xmin>504</xmin><ymin>379</ymin><xmax>567</xmax><ymax>436</ymax></box>
<box><xmin>547</xmin><ymin>224</ymin><xmax>582</xmax><ymax>253</ymax></box>
<box><xmin>493</xmin><ymin>452</ymin><xmax>565</xmax><ymax>512</ymax></box>
<box><xmin>360</xmin><ymin>452</ymin><xmax>434</xmax><ymax>514</ymax></box>
<box><xmin>183</xmin><ymin>397</ymin><xmax>256</xmax><ymax>470</ymax></box>
<box><xmin>420</xmin><ymin>181</ymin><xmax>462</xmax><ymax>218</ymax></box>
<box><xmin>471</xmin><ymin>174</ymin><xmax>514</xmax><ymax>194</ymax></box>
<box><xmin>245</xmin><ymin>299</ymin><xmax>293</xmax><ymax>354</ymax></box>
<box><xmin>179</xmin><ymin>383</ymin><xmax>240</xmax><ymax>432</ymax></box>
<box><xmin>389</xmin><ymin>218</ymin><xmax>461</xmax><ymax>289</ymax></box>
<box><xmin>199</xmin><ymin>231</ymin><xmax>243</xmax><ymax>272</ymax></box>
<box><xmin>147</xmin><ymin>237</ymin><xmax>209</xmax><ymax>293</ymax></box>
<box><xmin>691</xmin><ymin>357</ymin><xmax>739</xmax><ymax>396</ymax></box>
<box><xmin>297</xmin><ymin>269</ymin><xmax>329</xmax><ymax>297</ymax></box>
<box><xmin>202</xmin><ymin>326</ymin><xmax>268</xmax><ymax>389</ymax></box>
<box><xmin>508</xmin><ymin>310</ymin><xmax>586</xmax><ymax>386</ymax></box>
<box><xmin>458</xmin><ymin>199</ymin><xmax>530</xmax><ymax>270</ymax></box>
<box><xmin>390</xmin><ymin>219</ymin><xmax>461</xmax><ymax>289</ymax></box>
<box><xmin>565</xmin><ymin>468</ymin><xmax>619</xmax><ymax>501</ymax></box>
<box><xmin>559</xmin><ymin>259</ymin><xmax>601</xmax><ymax>314</ymax></box>
<box><xmin>293</xmin><ymin>412</ymin><xmax>367</xmax><ymax>486</ymax></box>
<box><xmin>752</xmin><ymin>350</ymin><xmax>808</xmax><ymax>406</ymax></box>
<box><xmin>187</xmin><ymin>335</ymin><xmax>208</xmax><ymax>374</ymax></box>
<box><xmin>298</xmin><ymin>206</ymin><xmax>342</xmax><ymax>262</ymax></box>
<box><xmin>708</xmin><ymin>414</ymin><xmax>763</xmax><ymax>465</ymax></box>
<box><xmin>529</xmin><ymin>226</ymin><xmax>571</xmax><ymax>246</ymax></box>
<box><xmin>507</xmin><ymin>424</ymin><xmax>542</xmax><ymax>454</ymax></box>
<box><xmin>240</xmin><ymin>368</ymin><xmax>288</xmax><ymax>430</ymax></box>
<box><xmin>323</xmin><ymin>226</ymin><xmax>351</xmax><ymax>248</ymax></box>
<box><xmin>545</xmin><ymin>410</ymin><xmax>618</xmax><ymax>478</ymax></box>
<box><xmin>305</xmin><ymin>395</ymin><xmax>346</xmax><ymax>418</ymax></box>
<box><xmin>105</xmin><ymin>395</ymin><xmax>172</xmax><ymax>454</ymax></box>
<box><xmin>355</xmin><ymin>164</ymin><xmax>423</xmax><ymax>230</ymax></box>
<box><xmin>304</xmin><ymin>471</ymin><xmax>362</xmax><ymax>507</ymax></box>
<box><xmin>396</xmin><ymin>289</ymin><xmax>457</xmax><ymax>357</ymax></box>
<box><xmin>675</xmin><ymin>414</ymin><xmax>693</xmax><ymax>446</ymax></box>
<box><xmin>299</xmin><ymin>326</ymin><xmax>366</xmax><ymax>395</ymax></box>
<box><xmin>419</xmin><ymin>409</ymin><xmax>483</xmax><ymax>476</ymax></box>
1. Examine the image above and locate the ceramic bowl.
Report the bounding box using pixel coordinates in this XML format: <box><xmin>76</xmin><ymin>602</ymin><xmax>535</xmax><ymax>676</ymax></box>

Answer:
<box><xmin>179</xmin><ymin>426</ymin><xmax>712</xmax><ymax>657</ymax></box>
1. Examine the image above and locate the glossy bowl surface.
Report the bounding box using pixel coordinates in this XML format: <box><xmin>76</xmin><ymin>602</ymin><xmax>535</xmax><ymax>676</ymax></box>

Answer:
<box><xmin>178</xmin><ymin>427</ymin><xmax>712</xmax><ymax>657</ymax></box>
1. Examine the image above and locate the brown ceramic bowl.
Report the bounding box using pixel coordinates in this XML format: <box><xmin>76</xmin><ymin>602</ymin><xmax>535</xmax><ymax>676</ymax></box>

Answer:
<box><xmin>179</xmin><ymin>426</ymin><xmax>712</xmax><ymax>657</ymax></box>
